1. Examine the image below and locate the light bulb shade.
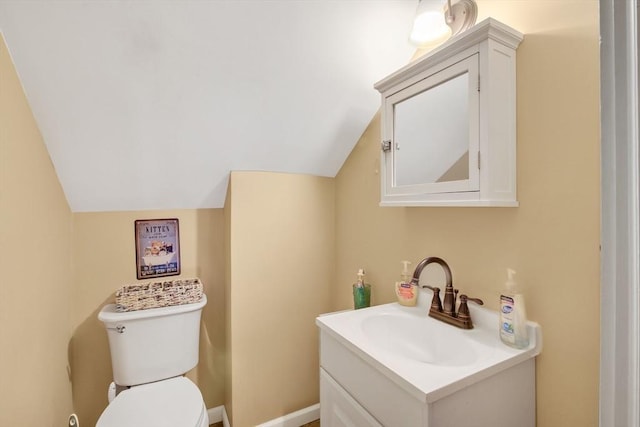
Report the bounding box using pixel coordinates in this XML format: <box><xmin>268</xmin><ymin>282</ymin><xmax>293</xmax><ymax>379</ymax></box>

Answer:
<box><xmin>409</xmin><ymin>0</ymin><xmax>450</xmax><ymax>47</ymax></box>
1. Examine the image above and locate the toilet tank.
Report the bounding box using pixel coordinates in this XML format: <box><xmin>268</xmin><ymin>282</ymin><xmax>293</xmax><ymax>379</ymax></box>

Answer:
<box><xmin>98</xmin><ymin>295</ymin><xmax>207</xmax><ymax>386</ymax></box>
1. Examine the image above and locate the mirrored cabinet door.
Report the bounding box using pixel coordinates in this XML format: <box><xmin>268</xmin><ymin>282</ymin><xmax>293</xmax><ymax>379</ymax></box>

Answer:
<box><xmin>383</xmin><ymin>54</ymin><xmax>479</xmax><ymax>197</ymax></box>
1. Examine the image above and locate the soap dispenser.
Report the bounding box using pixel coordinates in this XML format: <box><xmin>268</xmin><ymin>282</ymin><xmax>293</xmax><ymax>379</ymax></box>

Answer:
<box><xmin>499</xmin><ymin>269</ymin><xmax>529</xmax><ymax>349</ymax></box>
<box><xmin>395</xmin><ymin>260</ymin><xmax>418</xmax><ymax>306</ymax></box>
<box><xmin>352</xmin><ymin>268</ymin><xmax>371</xmax><ymax>310</ymax></box>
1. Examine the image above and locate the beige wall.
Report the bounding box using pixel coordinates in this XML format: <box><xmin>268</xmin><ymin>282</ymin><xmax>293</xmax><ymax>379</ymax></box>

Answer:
<box><xmin>226</xmin><ymin>171</ymin><xmax>334</xmax><ymax>427</ymax></box>
<box><xmin>334</xmin><ymin>2</ymin><xmax>600</xmax><ymax>426</ymax></box>
<box><xmin>0</xmin><ymin>34</ymin><xmax>74</xmax><ymax>426</ymax></box>
<box><xmin>70</xmin><ymin>209</ymin><xmax>226</xmax><ymax>425</ymax></box>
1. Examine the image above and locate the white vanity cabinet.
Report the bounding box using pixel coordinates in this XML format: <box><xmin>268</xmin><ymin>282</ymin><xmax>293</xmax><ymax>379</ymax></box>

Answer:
<box><xmin>375</xmin><ymin>18</ymin><xmax>523</xmax><ymax>207</ymax></box>
<box><xmin>317</xmin><ymin>302</ymin><xmax>541</xmax><ymax>427</ymax></box>
<box><xmin>319</xmin><ymin>330</ymin><xmax>536</xmax><ymax>427</ymax></box>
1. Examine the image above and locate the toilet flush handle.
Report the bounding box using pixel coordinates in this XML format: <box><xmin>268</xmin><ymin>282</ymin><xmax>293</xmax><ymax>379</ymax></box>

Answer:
<box><xmin>107</xmin><ymin>325</ymin><xmax>126</xmax><ymax>334</ymax></box>
<box><xmin>68</xmin><ymin>414</ymin><xmax>79</xmax><ymax>427</ymax></box>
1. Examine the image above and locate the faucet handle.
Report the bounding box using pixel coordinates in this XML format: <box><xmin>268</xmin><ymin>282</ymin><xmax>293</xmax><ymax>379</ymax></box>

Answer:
<box><xmin>460</xmin><ymin>295</ymin><xmax>484</xmax><ymax>305</ymax></box>
<box><xmin>422</xmin><ymin>286</ymin><xmax>443</xmax><ymax>312</ymax></box>
<box><xmin>456</xmin><ymin>294</ymin><xmax>484</xmax><ymax>325</ymax></box>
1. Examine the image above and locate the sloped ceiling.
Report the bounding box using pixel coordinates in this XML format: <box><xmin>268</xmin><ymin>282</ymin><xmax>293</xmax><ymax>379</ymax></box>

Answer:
<box><xmin>0</xmin><ymin>0</ymin><xmax>416</xmax><ymax>212</ymax></box>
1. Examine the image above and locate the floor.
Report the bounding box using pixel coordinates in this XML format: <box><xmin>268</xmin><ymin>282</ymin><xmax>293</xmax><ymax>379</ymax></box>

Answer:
<box><xmin>211</xmin><ymin>420</ymin><xmax>319</xmax><ymax>427</ymax></box>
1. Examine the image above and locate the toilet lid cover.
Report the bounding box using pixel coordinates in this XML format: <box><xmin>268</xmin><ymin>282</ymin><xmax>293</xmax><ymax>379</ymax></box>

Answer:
<box><xmin>96</xmin><ymin>377</ymin><xmax>206</xmax><ymax>427</ymax></box>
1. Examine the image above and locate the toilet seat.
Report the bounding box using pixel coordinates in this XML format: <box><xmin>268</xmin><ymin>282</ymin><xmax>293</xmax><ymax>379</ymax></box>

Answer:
<box><xmin>96</xmin><ymin>377</ymin><xmax>208</xmax><ymax>427</ymax></box>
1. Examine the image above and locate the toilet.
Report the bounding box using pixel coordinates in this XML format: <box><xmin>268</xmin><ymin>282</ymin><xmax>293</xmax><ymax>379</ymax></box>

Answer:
<box><xmin>96</xmin><ymin>295</ymin><xmax>208</xmax><ymax>427</ymax></box>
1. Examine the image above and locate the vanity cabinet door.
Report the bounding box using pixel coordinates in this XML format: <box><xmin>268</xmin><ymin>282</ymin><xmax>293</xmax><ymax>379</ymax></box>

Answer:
<box><xmin>320</xmin><ymin>369</ymin><xmax>383</xmax><ymax>427</ymax></box>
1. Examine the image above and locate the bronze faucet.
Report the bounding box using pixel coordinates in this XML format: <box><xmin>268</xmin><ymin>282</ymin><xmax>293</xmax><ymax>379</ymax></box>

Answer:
<box><xmin>410</xmin><ymin>257</ymin><xmax>484</xmax><ymax>329</ymax></box>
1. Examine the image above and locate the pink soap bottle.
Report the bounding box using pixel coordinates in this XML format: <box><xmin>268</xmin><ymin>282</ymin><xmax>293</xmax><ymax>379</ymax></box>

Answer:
<box><xmin>395</xmin><ymin>260</ymin><xmax>417</xmax><ymax>306</ymax></box>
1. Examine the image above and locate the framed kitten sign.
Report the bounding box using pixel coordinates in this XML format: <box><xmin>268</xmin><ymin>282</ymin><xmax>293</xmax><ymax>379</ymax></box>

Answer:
<box><xmin>134</xmin><ymin>218</ymin><xmax>181</xmax><ymax>280</ymax></box>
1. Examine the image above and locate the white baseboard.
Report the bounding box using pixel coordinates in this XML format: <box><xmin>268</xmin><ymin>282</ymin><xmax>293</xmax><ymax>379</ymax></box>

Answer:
<box><xmin>207</xmin><ymin>405</ymin><xmax>228</xmax><ymax>426</ymax></box>
<box><xmin>256</xmin><ymin>403</ymin><xmax>320</xmax><ymax>427</ymax></box>
<box><xmin>208</xmin><ymin>403</ymin><xmax>318</xmax><ymax>427</ymax></box>
<box><xmin>222</xmin><ymin>406</ymin><xmax>230</xmax><ymax>427</ymax></box>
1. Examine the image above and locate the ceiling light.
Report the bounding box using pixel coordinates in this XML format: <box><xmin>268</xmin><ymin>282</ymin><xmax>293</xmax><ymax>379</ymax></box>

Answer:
<box><xmin>409</xmin><ymin>0</ymin><xmax>478</xmax><ymax>47</ymax></box>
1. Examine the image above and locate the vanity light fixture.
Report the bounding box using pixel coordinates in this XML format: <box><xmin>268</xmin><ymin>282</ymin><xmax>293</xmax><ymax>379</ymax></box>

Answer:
<box><xmin>409</xmin><ymin>0</ymin><xmax>478</xmax><ymax>47</ymax></box>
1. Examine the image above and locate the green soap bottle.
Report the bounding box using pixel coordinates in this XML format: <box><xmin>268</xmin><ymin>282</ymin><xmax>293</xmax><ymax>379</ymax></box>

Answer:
<box><xmin>352</xmin><ymin>268</ymin><xmax>371</xmax><ymax>310</ymax></box>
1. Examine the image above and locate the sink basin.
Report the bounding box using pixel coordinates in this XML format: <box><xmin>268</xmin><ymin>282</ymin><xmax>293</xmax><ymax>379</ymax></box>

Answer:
<box><xmin>361</xmin><ymin>311</ymin><xmax>494</xmax><ymax>366</ymax></box>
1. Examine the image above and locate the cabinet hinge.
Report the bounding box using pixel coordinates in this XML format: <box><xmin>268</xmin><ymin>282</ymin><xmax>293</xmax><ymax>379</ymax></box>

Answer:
<box><xmin>381</xmin><ymin>140</ymin><xmax>392</xmax><ymax>152</ymax></box>
<box><xmin>478</xmin><ymin>151</ymin><xmax>481</xmax><ymax>169</ymax></box>
<box><xmin>477</xmin><ymin>74</ymin><xmax>480</xmax><ymax>92</ymax></box>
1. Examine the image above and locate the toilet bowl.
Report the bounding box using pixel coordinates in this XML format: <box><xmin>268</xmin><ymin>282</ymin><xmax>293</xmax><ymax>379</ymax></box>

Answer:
<box><xmin>96</xmin><ymin>377</ymin><xmax>208</xmax><ymax>427</ymax></box>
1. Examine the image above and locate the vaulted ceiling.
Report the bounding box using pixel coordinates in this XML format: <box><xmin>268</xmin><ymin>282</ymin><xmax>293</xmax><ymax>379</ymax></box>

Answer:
<box><xmin>0</xmin><ymin>0</ymin><xmax>416</xmax><ymax>212</ymax></box>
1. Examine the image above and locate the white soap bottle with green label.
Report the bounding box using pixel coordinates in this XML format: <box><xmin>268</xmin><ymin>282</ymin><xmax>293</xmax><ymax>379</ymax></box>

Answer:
<box><xmin>499</xmin><ymin>269</ymin><xmax>529</xmax><ymax>349</ymax></box>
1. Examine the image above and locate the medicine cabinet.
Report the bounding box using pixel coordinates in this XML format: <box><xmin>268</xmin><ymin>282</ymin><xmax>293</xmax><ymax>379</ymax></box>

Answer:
<box><xmin>374</xmin><ymin>18</ymin><xmax>523</xmax><ymax>207</ymax></box>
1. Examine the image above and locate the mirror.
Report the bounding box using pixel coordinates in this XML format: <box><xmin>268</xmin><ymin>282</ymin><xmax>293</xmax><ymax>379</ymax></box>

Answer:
<box><xmin>382</xmin><ymin>53</ymin><xmax>479</xmax><ymax>196</ymax></box>
<box><xmin>394</xmin><ymin>72</ymin><xmax>470</xmax><ymax>187</ymax></box>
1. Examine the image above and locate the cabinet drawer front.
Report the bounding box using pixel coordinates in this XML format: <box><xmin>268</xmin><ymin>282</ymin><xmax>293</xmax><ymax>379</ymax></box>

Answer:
<box><xmin>320</xmin><ymin>331</ymin><xmax>426</xmax><ymax>426</ymax></box>
<box><xmin>321</xmin><ymin>369</ymin><xmax>384</xmax><ymax>427</ymax></box>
